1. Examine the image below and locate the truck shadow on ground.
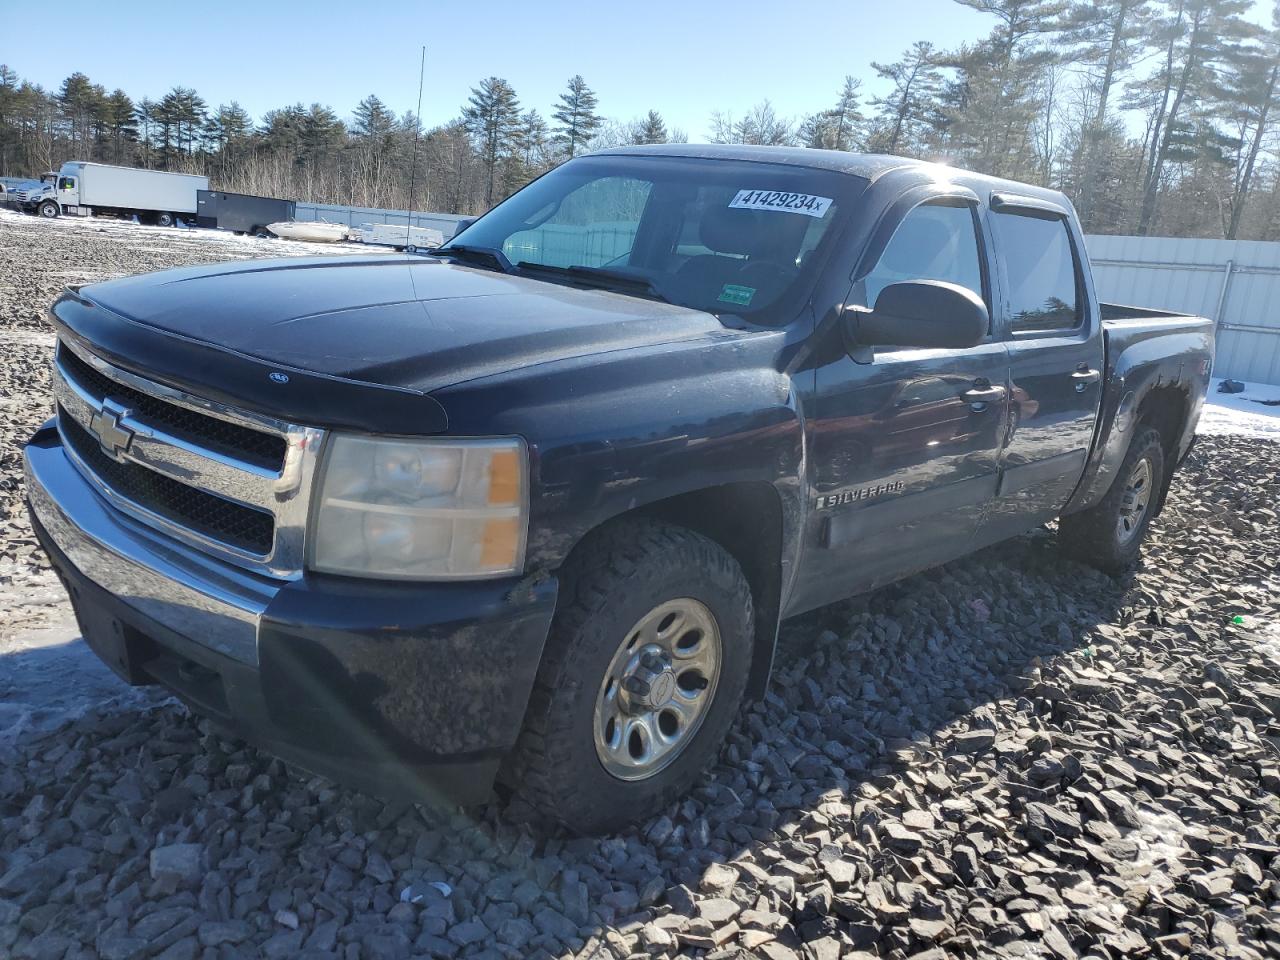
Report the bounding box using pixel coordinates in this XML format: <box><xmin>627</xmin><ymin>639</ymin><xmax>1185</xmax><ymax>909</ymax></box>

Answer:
<box><xmin>0</xmin><ymin>525</ymin><xmax>1142</xmax><ymax>957</ymax></box>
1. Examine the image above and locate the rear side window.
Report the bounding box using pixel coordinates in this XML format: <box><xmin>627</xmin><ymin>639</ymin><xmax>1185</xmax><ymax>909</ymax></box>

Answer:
<box><xmin>863</xmin><ymin>201</ymin><xmax>984</xmax><ymax>307</ymax></box>
<box><xmin>992</xmin><ymin>211</ymin><xmax>1081</xmax><ymax>333</ymax></box>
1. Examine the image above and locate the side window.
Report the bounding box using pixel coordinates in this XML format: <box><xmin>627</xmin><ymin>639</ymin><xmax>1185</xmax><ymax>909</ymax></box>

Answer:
<box><xmin>59</xmin><ymin>177</ymin><xmax>75</xmax><ymax>190</ymax></box>
<box><xmin>864</xmin><ymin>201</ymin><xmax>984</xmax><ymax>307</ymax></box>
<box><xmin>991</xmin><ymin>211</ymin><xmax>1081</xmax><ymax>333</ymax></box>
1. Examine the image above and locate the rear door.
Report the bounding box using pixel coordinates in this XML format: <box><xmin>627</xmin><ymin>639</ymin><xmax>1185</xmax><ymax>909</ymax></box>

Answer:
<box><xmin>792</xmin><ymin>195</ymin><xmax>1010</xmax><ymax>614</ymax></box>
<box><xmin>982</xmin><ymin>196</ymin><xmax>1104</xmax><ymax>537</ymax></box>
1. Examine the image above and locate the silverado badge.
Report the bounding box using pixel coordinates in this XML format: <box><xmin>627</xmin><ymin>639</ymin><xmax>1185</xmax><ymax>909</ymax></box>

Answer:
<box><xmin>817</xmin><ymin>481</ymin><xmax>905</xmax><ymax>509</ymax></box>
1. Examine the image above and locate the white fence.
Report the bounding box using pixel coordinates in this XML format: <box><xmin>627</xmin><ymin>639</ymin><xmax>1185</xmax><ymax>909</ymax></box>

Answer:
<box><xmin>1086</xmin><ymin>234</ymin><xmax>1280</xmax><ymax>387</ymax></box>
<box><xmin>293</xmin><ymin>202</ymin><xmax>471</xmax><ymax>240</ymax></box>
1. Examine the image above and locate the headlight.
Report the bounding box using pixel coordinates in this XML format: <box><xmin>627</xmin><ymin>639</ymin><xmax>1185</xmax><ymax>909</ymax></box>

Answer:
<box><xmin>310</xmin><ymin>435</ymin><xmax>528</xmax><ymax>580</ymax></box>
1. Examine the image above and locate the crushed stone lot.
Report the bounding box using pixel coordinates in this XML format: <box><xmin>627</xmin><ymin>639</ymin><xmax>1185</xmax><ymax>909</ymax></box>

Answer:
<box><xmin>0</xmin><ymin>208</ymin><xmax>374</xmax><ymax>639</ymax></box>
<box><xmin>2</xmin><ymin>209</ymin><xmax>1279</xmax><ymax>960</ymax></box>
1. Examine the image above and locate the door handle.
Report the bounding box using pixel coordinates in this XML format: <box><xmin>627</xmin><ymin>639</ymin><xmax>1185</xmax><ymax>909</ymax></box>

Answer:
<box><xmin>961</xmin><ymin>383</ymin><xmax>1007</xmax><ymax>407</ymax></box>
<box><xmin>1072</xmin><ymin>366</ymin><xmax>1101</xmax><ymax>392</ymax></box>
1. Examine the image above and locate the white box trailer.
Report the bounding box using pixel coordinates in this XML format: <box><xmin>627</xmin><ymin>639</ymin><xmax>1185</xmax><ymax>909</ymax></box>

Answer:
<box><xmin>49</xmin><ymin>162</ymin><xmax>210</xmax><ymax>227</ymax></box>
<box><xmin>352</xmin><ymin>222</ymin><xmax>445</xmax><ymax>252</ymax></box>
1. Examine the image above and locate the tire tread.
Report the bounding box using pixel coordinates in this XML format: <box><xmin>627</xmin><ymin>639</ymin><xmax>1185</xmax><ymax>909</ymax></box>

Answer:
<box><xmin>508</xmin><ymin>518</ymin><xmax>753</xmax><ymax>832</ymax></box>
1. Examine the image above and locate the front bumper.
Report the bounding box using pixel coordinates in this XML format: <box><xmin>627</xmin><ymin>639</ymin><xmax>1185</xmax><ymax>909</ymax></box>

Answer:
<box><xmin>24</xmin><ymin>423</ymin><xmax>558</xmax><ymax>805</ymax></box>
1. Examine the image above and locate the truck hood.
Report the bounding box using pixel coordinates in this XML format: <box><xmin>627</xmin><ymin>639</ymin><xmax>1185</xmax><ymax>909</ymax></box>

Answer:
<box><xmin>78</xmin><ymin>255</ymin><xmax>727</xmax><ymax>392</ymax></box>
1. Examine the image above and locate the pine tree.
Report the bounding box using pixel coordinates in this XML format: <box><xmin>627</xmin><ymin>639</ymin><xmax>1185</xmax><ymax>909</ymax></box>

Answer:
<box><xmin>155</xmin><ymin>87</ymin><xmax>206</xmax><ymax>163</ymax></box>
<box><xmin>462</xmin><ymin>77</ymin><xmax>521</xmax><ymax>205</ymax></box>
<box><xmin>1132</xmin><ymin>0</ymin><xmax>1256</xmax><ymax>233</ymax></box>
<box><xmin>517</xmin><ymin>109</ymin><xmax>550</xmax><ymax>169</ymax></box>
<box><xmin>1218</xmin><ymin>4</ymin><xmax>1278</xmax><ymax>238</ymax></box>
<box><xmin>868</xmin><ymin>42</ymin><xmax>944</xmax><ymax>155</ymax></box>
<box><xmin>551</xmin><ymin>75</ymin><xmax>602</xmax><ymax>159</ymax></box>
<box><xmin>802</xmin><ymin>76</ymin><xmax>864</xmax><ymax>150</ymax></box>
<box><xmin>57</xmin><ymin>72</ymin><xmax>105</xmax><ymax>156</ymax></box>
<box><xmin>100</xmin><ymin>89</ymin><xmax>137</xmax><ymax>164</ymax></box>
<box><xmin>636</xmin><ymin>109</ymin><xmax>668</xmax><ymax>144</ymax></box>
<box><xmin>206</xmin><ymin>102</ymin><xmax>252</xmax><ymax>159</ymax></box>
<box><xmin>942</xmin><ymin>0</ymin><xmax>1067</xmax><ymax>177</ymax></box>
<box><xmin>1057</xmin><ymin>0</ymin><xmax>1154</xmax><ymax>229</ymax></box>
<box><xmin>133</xmin><ymin>98</ymin><xmax>157</xmax><ymax>168</ymax></box>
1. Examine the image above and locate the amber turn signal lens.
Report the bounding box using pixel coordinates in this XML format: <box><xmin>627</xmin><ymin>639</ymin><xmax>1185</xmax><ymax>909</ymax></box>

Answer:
<box><xmin>487</xmin><ymin>449</ymin><xmax>521</xmax><ymax>506</ymax></box>
<box><xmin>480</xmin><ymin>517</ymin><xmax>521</xmax><ymax>569</ymax></box>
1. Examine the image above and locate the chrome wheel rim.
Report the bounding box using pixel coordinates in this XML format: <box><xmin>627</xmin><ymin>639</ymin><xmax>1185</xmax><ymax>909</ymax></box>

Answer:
<box><xmin>593</xmin><ymin>598</ymin><xmax>722</xmax><ymax>781</ymax></box>
<box><xmin>1116</xmin><ymin>457</ymin><xmax>1152</xmax><ymax>544</ymax></box>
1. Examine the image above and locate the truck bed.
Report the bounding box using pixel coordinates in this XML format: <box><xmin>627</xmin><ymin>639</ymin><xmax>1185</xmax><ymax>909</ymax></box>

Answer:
<box><xmin>1099</xmin><ymin>301</ymin><xmax>1201</xmax><ymax>323</ymax></box>
<box><xmin>1099</xmin><ymin>302</ymin><xmax>1214</xmax><ymax>386</ymax></box>
<box><xmin>1065</xmin><ymin>303</ymin><xmax>1215</xmax><ymax>516</ymax></box>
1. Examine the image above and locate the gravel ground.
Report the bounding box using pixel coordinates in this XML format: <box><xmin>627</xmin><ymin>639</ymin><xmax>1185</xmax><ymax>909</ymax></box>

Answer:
<box><xmin>0</xmin><ymin>208</ymin><xmax>374</xmax><ymax>636</ymax></box>
<box><xmin>2</xmin><ymin>208</ymin><xmax>1279</xmax><ymax>960</ymax></box>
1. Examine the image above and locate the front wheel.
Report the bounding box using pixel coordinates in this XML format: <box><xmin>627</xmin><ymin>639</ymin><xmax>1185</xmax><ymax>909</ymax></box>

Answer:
<box><xmin>38</xmin><ymin>200</ymin><xmax>59</xmax><ymax>218</ymax></box>
<box><xmin>1058</xmin><ymin>426</ymin><xmax>1165</xmax><ymax>575</ymax></box>
<box><xmin>508</xmin><ymin>519</ymin><xmax>753</xmax><ymax>833</ymax></box>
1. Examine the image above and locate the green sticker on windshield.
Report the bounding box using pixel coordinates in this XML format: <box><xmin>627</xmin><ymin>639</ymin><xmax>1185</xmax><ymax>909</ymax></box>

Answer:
<box><xmin>718</xmin><ymin>284</ymin><xmax>755</xmax><ymax>306</ymax></box>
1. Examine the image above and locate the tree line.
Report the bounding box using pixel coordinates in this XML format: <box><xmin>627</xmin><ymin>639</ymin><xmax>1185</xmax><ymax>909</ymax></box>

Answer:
<box><xmin>2</xmin><ymin>0</ymin><xmax>1278</xmax><ymax>240</ymax></box>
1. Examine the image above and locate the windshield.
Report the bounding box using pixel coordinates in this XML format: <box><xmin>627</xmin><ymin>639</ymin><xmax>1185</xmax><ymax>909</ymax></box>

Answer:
<box><xmin>445</xmin><ymin>155</ymin><xmax>867</xmax><ymax>323</ymax></box>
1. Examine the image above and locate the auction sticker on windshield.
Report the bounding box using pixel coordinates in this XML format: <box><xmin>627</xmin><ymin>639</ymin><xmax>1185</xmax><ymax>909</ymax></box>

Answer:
<box><xmin>730</xmin><ymin>189</ymin><xmax>833</xmax><ymax>218</ymax></box>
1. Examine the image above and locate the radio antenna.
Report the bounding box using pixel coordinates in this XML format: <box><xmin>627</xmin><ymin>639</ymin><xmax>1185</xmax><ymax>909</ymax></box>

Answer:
<box><xmin>406</xmin><ymin>45</ymin><xmax>426</xmax><ymax>250</ymax></box>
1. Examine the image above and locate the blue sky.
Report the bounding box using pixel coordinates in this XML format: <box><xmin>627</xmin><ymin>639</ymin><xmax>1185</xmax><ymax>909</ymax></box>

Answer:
<box><xmin>4</xmin><ymin>0</ymin><xmax>993</xmax><ymax>137</ymax></box>
<box><xmin>4</xmin><ymin>0</ymin><xmax>1274</xmax><ymax>140</ymax></box>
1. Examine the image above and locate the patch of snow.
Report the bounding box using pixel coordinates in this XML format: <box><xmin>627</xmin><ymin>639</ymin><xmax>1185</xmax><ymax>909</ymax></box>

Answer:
<box><xmin>0</xmin><ymin>205</ymin><xmax>382</xmax><ymax>256</ymax></box>
<box><xmin>0</xmin><ymin>616</ymin><xmax>162</xmax><ymax>743</ymax></box>
<box><xmin>1197</xmin><ymin>379</ymin><xmax>1280</xmax><ymax>438</ymax></box>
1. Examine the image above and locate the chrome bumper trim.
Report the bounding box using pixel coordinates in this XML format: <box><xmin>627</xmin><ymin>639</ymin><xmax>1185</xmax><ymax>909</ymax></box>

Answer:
<box><xmin>25</xmin><ymin>439</ymin><xmax>280</xmax><ymax>665</ymax></box>
<box><xmin>52</xmin><ymin>336</ymin><xmax>326</xmax><ymax>579</ymax></box>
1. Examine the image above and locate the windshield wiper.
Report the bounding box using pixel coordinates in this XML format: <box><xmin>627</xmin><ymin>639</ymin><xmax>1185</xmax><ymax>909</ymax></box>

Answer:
<box><xmin>433</xmin><ymin>244</ymin><xmax>515</xmax><ymax>273</ymax></box>
<box><xmin>515</xmin><ymin>262</ymin><xmax>670</xmax><ymax>303</ymax></box>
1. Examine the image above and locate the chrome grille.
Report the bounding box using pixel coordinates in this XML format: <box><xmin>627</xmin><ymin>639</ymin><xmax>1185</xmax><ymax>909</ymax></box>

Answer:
<box><xmin>59</xmin><ymin>346</ymin><xmax>287</xmax><ymax>470</ymax></box>
<box><xmin>52</xmin><ymin>337</ymin><xmax>325</xmax><ymax>578</ymax></box>
<box><xmin>58</xmin><ymin>407</ymin><xmax>276</xmax><ymax>554</ymax></box>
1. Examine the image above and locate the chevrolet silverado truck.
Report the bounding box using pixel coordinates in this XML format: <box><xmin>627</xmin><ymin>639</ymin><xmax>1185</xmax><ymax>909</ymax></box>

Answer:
<box><xmin>24</xmin><ymin>145</ymin><xmax>1214</xmax><ymax>833</ymax></box>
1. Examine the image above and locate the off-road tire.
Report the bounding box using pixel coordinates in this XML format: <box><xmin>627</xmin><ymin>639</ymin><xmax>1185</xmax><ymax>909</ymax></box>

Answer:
<box><xmin>508</xmin><ymin>518</ymin><xmax>753</xmax><ymax>834</ymax></box>
<box><xmin>1059</xmin><ymin>426</ymin><xmax>1165</xmax><ymax>575</ymax></box>
<box><xmin>38</xmin><ymin>200</ymin><xmax>59</xmax><ymax>218</ymax></box>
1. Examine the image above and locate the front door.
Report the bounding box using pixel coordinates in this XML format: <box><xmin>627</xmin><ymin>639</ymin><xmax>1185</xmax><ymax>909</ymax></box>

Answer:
<box><xmin>791</xmin><ymin>198</ymin><xmax>1010</xmax><ymax>615</ymax></box>
<box><xmin>57</xmin><ymin>175</ymin><xmax>79</xmax><ymax>210</ymax></box>
<box><xmin>981</xmin><ymin>201</ymin><xmax>1104</xmax><ymax>538</ymax></box>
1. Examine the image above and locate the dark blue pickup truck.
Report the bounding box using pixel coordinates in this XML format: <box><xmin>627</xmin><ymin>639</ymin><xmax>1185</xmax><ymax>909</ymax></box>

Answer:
<box><xmin>25</xmin><ymin>145</ymin><xmax>1213</xmax><ymax>832</ymax></box>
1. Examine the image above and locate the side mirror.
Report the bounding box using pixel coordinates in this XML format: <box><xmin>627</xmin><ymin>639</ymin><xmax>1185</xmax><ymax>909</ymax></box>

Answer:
<box><xmin>846</xmin><ymin>280</ymin><xmax>989</xmax><ymax>351</ymax></box>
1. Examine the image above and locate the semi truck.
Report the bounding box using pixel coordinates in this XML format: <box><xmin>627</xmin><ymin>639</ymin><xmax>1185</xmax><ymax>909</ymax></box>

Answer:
<box><xmin>26</xmin><ymin>145</ymin><xmax>1213</xmax><ymax>833</ymax></box>
<box><xmin>32</xmin><ymin>161</ymin><xmax>209</xmax><ymax>226</ymax></box>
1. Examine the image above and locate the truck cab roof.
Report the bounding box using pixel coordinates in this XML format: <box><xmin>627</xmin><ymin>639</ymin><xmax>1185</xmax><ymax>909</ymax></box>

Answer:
<box><xmin>593</xmin><ymin>143</ymin><xmax>1074</xmax><ymax>212</ymax></box>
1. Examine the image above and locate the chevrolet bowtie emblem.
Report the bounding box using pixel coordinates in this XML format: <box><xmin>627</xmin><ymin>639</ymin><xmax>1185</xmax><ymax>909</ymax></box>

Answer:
<box><xmin>88</xmin><ymin>402</ymin><xmax>135</xmax><ymax>460</ymax></box>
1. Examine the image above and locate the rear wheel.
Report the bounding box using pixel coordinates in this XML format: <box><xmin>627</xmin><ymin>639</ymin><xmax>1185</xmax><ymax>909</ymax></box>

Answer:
<box><xmin>508</xmin><ymin>519</ymin><xmax>753</xmax><ymax>834</ymax></box>
<box><xmin>38</xmin><ymin>200</ymin><xmax>59</xmax><ymax>218</ymax></box>
<box><xmin>1059</xmin><ymin>426</ymin><xmax>1165</xmax><ymax>575</ymax></box>
<box><xmin>155</xmin><ymin>211</ymin><xmax>174</xmax><ymax>227</ymax></box>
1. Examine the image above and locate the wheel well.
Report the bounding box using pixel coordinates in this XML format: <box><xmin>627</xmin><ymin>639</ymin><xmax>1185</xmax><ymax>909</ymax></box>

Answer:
<box><xmin>564</xmin><ymin>483</ymin><xmax>785</xmax><ymax>699</ymax></box>
<box><xmin>1135</xmin><ymin>384</ymin><xmax>1189</xmax><ymax>512</ymax></box>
